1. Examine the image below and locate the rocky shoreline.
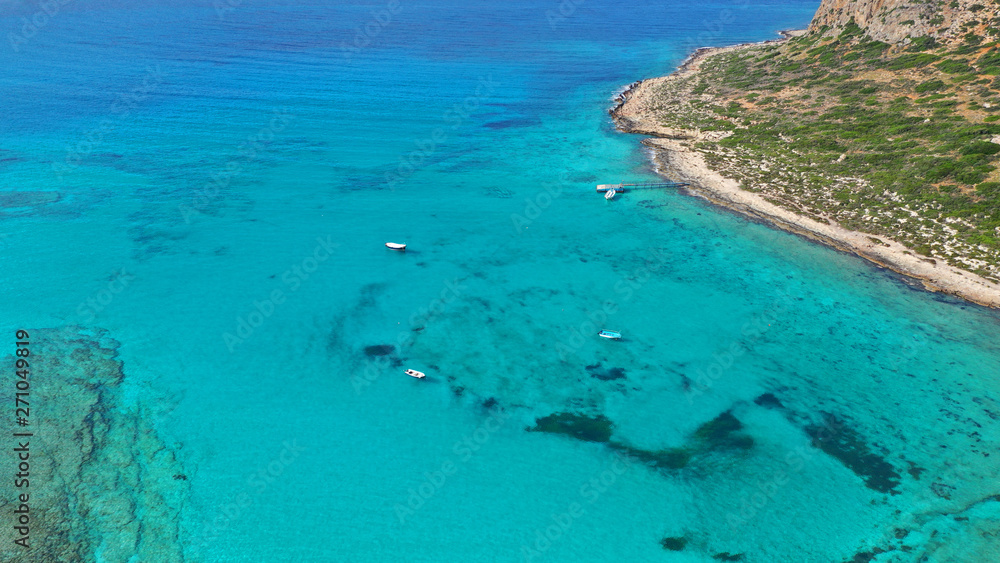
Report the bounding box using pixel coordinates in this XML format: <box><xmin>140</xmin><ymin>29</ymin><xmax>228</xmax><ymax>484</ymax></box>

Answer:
<box><xmin>611</xmin><ymin>31</ymin><xmax>1000</xmax><ymax>310</ymax></box>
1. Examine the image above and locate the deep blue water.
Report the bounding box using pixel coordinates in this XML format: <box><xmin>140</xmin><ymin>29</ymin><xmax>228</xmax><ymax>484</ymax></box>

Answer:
<box><xmin>3</xmin><ymin>1</ymin><xmax>1000</xmax><ymax>561</ymax></box>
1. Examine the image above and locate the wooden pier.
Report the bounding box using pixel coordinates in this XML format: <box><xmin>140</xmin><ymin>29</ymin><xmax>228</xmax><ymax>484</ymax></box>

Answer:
<box><xmin>596</xmin><ymin>181</ymin><xmax>689</xmax><ymax>193</ymax></box>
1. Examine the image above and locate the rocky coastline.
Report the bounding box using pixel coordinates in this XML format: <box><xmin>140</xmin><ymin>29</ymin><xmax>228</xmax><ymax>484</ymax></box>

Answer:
<box><xmin>611</xmin><ymin>31</ymin><xmax>1000</xmax><ymax>309</ymax></box>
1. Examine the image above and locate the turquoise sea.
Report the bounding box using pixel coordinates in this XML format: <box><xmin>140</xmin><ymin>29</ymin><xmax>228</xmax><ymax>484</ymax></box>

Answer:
<box><xmin>3</xmin><ymin>0</ymin><xmax>1000</xmax><ymax>561</ymax></box>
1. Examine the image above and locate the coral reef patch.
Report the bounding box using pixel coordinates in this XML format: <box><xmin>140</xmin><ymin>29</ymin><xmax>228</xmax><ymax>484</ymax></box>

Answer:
<box><xmin>0</xmin><ymin>327</ymin><xmax>187</xmax><ymax>562</ymax></box>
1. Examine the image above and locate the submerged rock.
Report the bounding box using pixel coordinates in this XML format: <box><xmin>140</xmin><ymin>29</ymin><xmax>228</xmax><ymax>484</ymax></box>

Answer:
<box><xmin>363</xmin><ymin>344</ymin><xmax>395</xmax><ymax>357</ymax></box>
<box><xmin>754</xmin><ymin>393</ymin><xmax>784</xmax><ymax>409</ymax></box>
<box><xmin>586</xmin><ymin>363</ymin><xmax>627</xmax><ymax>381</ymax></box>
<box><xmin>694</xmin><ymin>411</ymin><xmax>755</xmax><ymax>450</ymax></box>
<box><xmin>531</xmin><ymin>409</ymin><xmax>759</xmax><ymax>472</ymax></box>
<box><xmin>806</xmin><ymin>413</ymin><xmax>901</xmax><ymax>494</ymax></box>
<box><xmin>695</xmin><ymin>411</ymin><xmax>743</xmax><ymax>439</ymax></box>
<box><xmin>611</xmin><ymin>443</ymin><xmax>692</xmax><ymax>470</ymax></box>
<box><xmin>530</xmin><ymin>413</ymin><xmax>614</xmax><ymax>442</ymax></box>
<box><xmin>660</xmin><ymin>536</ymin><xmax>687</xmax><ymax>551</ymax></box>
<box><xmin>845</xmin><ymin>547</ymin><xmax>886</xmax><ymax>563</ymax></box>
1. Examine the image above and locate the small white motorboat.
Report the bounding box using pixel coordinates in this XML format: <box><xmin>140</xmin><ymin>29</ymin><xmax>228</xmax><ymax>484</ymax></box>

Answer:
<box><xmin>404</xmin><ymin>369</ymin><xmax>426</xmax><ymax>379</ymax></box>
<box><xmin>605</xmin><ymin>188</ymin><xmax>616</xmax><ymax>200</ymax></box>
<box><xmin>385</xmin><ymin>242</ymin><xmax>406</xmax><ymax>251</ymax></box>
<box><xmin>598</xmin><ymin>330</ymin><xmax>622</xmax><ymax>340</ymax></box>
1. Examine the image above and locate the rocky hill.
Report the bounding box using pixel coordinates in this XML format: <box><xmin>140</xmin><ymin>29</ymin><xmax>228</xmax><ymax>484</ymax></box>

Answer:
<box><xmin>810</xmin><ymin>0</ymin><xmax>999</xmax><ymax>46</ymax></box>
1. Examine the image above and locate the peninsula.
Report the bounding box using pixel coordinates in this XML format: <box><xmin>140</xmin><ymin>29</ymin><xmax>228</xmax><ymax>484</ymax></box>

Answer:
<box><xmin>614</xmin><ymin>0</ymin><xmax>1000</xmax><ymax>308</ymax></box>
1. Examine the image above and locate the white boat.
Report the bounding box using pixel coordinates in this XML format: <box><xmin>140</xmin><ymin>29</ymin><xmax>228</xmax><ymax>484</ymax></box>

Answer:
<box><xmin>404</xmin><ymin>369</ymin><xmax>426</xmax><ymax>379</ymax></box>
<box><xmin>598</xmin><ymin>330</ymin><xmax>622</xmax><ymax>340</ymax></box>
<box><xmin>605</xmin><ymin>188</ymin><xmax>616</xmax><ymax>200</ymax></box>
<box><xmin>385</xmin><ymin>242</ymin><xmax>406</xmax><ymax>251</ymax></box>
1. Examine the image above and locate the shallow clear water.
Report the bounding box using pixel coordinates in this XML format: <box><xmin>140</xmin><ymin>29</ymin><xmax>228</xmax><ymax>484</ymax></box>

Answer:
<box><xmin>2</xmin><ymin>1</ymin><xmax>1000</xmax><ymax>561</ymax></box>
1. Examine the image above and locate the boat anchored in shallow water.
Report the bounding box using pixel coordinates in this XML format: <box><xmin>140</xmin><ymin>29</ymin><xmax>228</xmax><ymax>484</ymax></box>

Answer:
<box><xmin>598</xmin><ymin>330</ymin><xmax>622</xmax><ymax>340</ymax></box>
<box><xmin>604</xmin><ymin>188</ymin><xmax>616</xmax><ymax>200</ymax></box>
<box><xmin>405</xmin><ymin>369</ymin><xmax>426</xmax><ymax>379</ymax></box>
<box><xmin>385</xmin><ymin>242</ymin><xmax>406</xmax><ymax>251</ymax></box>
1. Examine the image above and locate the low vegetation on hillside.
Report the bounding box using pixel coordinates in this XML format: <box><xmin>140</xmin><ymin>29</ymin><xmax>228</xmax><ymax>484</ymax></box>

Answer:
<box><xmin>649</xmin><ymin>21</ymin><xmax>1000</xmax><ymax>281</ymax></box>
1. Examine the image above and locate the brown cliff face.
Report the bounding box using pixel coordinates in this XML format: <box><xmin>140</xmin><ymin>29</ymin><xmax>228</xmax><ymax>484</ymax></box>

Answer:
<box><xmin>809</xmin><ymin>0</ymin><xmax>999</xmax><ymax>45</ymax></box>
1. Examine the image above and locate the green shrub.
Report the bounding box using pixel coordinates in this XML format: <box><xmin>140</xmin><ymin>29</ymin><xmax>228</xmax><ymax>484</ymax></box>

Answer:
<box><xmin>907</xmin><ymin>36</ymin><xmax>937</xmax><ymax>52</ymax></box>
<box><xmin>807</xmin><ymin>45</ymin><xmax>831</xmax><ymax>58</ymax></box>
<box><xmin>961</xmin><ymin>153</ymin><xmax>989</xmax><ymax>165</ymax></box>
<box><xmin>818</xmin><ymin>51</ymin><xmax>839</xmax><ymax>67</ymax></box>
<box><xmin>885</xmin><ymin>53</ymin><xmax>939</xmax><ymax>70</ymax></box>
<box><xmin>977</xmin><ymin>181</ymin><xmax>1000</xmax><ymax>196</ymax></box>
<box><xmin>797</xmin><ymin>137</ymin><xmax>846</xmax><ymax>152</ymax></box>
<box><xmin>839</xmin><ymin>19</ymin><xmax>864</xmax><ymax>39</ymax></box>
<box><xmin>956</xmin><ymin>169</ymin><xmax>988</xmax><ymax>185</ymax></box>
<box><xmin>966</xmin><ymin>233</ymin><xmax>998</xmax><ymax>248</ymax></box>
<box><xmin>916</xmin><ymin>93</ymin><xmax>950</xmax><ymax>104</ymax></box>
<box><xmin>862</xmin><ymin>41</ymin><xmax>890</xmax><ymax>58</ymax></box>
<box><xmin>978</xmin><ymin>49</ymin><xmax>1000</xmax><ymax>70</ymax></box>
<box><xmin>961</xmin><ymin>141</ymin><xmax>1000</xmax><ymax>155</ymax></box>
<box><xmin>915</xmin><ymin>80</ymin><xmax>947</xmax><ymax>93</ymax></box>
<box><xmin>936</xmin><ymin>59</ymin><xmax>975</xmax><ymax>74</ymax></box>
